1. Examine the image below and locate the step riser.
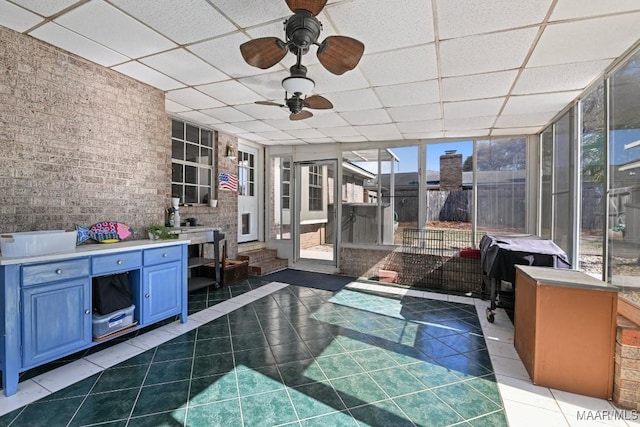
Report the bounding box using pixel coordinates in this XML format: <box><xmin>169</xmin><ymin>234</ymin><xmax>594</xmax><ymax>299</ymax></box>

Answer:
<box><xmin>250</xmin><ymin>259</ymin><xmax>288</xmax><ymax>276</ymax></box>
<box><xmin>238</xmin><ymin>249</ymin><xmax>278</xmax><ymax>264</ymax></box>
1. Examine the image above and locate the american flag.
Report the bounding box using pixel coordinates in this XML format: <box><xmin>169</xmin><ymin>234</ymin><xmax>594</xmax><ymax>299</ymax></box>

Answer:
<box><xmin>219</xmin><ymin>173</ymin><xmax>238</xmax><ymax>191</ymax></box>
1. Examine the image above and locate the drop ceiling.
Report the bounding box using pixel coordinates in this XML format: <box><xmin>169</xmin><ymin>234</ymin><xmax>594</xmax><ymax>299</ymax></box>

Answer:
<box><xmin>2</xmin><ymin>0</ymin><xmax>640</xmax><ymax>146</ymax></box>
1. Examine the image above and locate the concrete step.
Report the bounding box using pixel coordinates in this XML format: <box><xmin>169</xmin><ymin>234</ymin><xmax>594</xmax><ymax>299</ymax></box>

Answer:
<box><xmin>249</xmin><ymin>257</ymin><xmax>288</xmax><ymax>276</ymax></box>
<box><xmin>238</xmin><ymin>248</ymin><xmax>278</xmax><ymax>264</ymax></box>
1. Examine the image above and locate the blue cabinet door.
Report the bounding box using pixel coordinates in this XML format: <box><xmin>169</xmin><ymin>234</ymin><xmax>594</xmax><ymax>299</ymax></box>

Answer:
<box><xmin>22</xmin><ymin>279</ymin><xmax>92</xmax><ymax>368</ymax></box>
<box><xmin>142</xmin><ymin>261</ymin><xmax>181</xmax><ymax>324</ymax></box>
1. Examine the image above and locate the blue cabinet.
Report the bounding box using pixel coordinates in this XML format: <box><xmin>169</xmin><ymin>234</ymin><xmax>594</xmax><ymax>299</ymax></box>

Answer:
<box><xmin>0</xmin><ymin>241</ymin><xmax>188</xmax><ymax>397</ymax></box>
<box><xmin>22</xmin><ymin>278</ymin><xmax>92</xmax><ymax>368</ymax></box>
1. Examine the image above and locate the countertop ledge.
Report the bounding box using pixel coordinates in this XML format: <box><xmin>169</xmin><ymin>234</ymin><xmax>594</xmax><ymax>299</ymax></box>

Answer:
<box><xmin>516</xmin><ymin>265</ymin><xmax>618</xmax><ymax>292</ymax></box>
<box><xmin>0</xmin><ymin>239</ymin><xmax>190</xmax><ymax>266</ymax></box>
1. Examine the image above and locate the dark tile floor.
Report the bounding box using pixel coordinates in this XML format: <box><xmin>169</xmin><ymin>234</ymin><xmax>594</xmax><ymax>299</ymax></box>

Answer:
<box><xmin>0</xmin><ymin>278</ymin><xmax>507</xmax><ymax>427</ymax></box>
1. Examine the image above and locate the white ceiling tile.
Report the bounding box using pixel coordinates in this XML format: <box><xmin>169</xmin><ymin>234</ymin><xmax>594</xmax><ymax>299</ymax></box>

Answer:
<box><xmin>495</xmin><ymin>112</ymin><xmax>557</xmax><ymax>127</ymax></box>
<box><xmin>286</xmin><ymin>128</ymin><xmax>327</xmax><ymax>139</ymax></box>
<box><xmin>320</xmin><ymin>126</ymin><xmax>362</xmax><ymax>138</ymax></box>
<box><xmin>229</xmin><ymin>120</ymin><xmax>278</xmax><ymax>133</ymax></box>
<box><xmin>11</xmin><ymin>0</ymin><xmax>78</xmax><ymax>17</ymax></box>
<box><xmin>263</xmin><ymin>118</ymin><xmax>310</xmax><ymax>131</ymax></box>
<box><xmin>0</xmin><ymin>1</ymin><xmax>42</xmax><ymax>31</ymax></box>
<box><xmin>166</xmin><ymin>88</ymin><xmax>224</xmax><ymax>110</ymax></box>
<box><xmin>200</xmin><ymin>107</ymin><xmax>255</xmax><ymax>123</ymax></box>
<box><xmin>442</xmin><ymin>70</ymin><xmax>518</xmax><ymax>102</ymax></box>
<box><xmin>165</xmin><ymin>99</ymin><xmax>190</xmax><ymax>113</ymax></box>
<box><xmin>112</xmin><ymin>61</ymin><xmax>185</xmax><ymax>90</ymax></box>
<box><xmin>360</xmin><ymin>45</ymin><xmax>438</xmax><ymax>86</ymax></box>
<box><xmin>329</xmin><ymin>89</ymin><xmax>382</xmax><ymax>112</ymax></box>
<box><xmin>341</xmin><ymin>109</ymin><xmax>392</xmax><ymax>126</ymax></box>
<box><xmin>197</xmin><ymin>80</ymin><xmax>261</xmax><ymax>105</ymax></box>
<box><xmin>238</xmin><ymin>132</ymin><xmax>267</xmax><ymax>142</ymax></box>
<box><xmin>375</xmin><ymin>80</ymin><xmax>440</xmax><ymax>107</ymax></box>
<box><xmin>238</xmin><ymin>70</ymin><xmax>290</xmax><ymax>101</ymax></box>
<box><xmin>355</xmin><ymin>124</ymin><xmax>402</xmax><ymax>141</ymax></box>
<box><xmin>529</xmin><ymin>13</ymin><xmax>640</xmax><ymax>67</ymax></box>
<box><xmin>502</xmin><ymin>91</ymin><xmax>581</xmax><ymax>115</ymax></box>
<box><xmin>54</xmin><ymin>0</ymin><xmax>175</xmax><ymax>58</ymax></box>
<box><xmin>31</xmin><ymin>23</ymin><xmax>129</xmax><ymax>67</ymax></box>
<box><xmin>235</xmin><ymin>103</ymin><xmax>290</xmax><ymax>120</ymax></box>
<box><xmin>513</xmin><ymin>60</ymin><xmax>611</xmax><ymax>95</ymax></box>
<box><xmin>551</xmin><ymin>0</ymin><xmax>640</xmax><ymax>21</ymax></box>
<box><xmin>176</xmin><ymin>110</ymin><xmax>222</xmax><ymax>125</ymax></box>
<box><xmin>111</xmin><ymin>0</ymin><xmax>236</xmax><ymax>44</ymax></box>
<box><xmin>440</xmin><ymin>27</ymin><xmax>538</xmax><ymax>77</ymax></box>
<box><xmin>491</xmin><ymin>126</ymin><xmax>542</xmax><ymax>136</ymax></box>
<box><xmin>256</xmin><ymin>130</ymin><xmax>296</xmax><ymax>140</ymax></box>
<box><xmin>141</xmin><ymin>49</ymin><xmax>228</xmax><ymax>85</ymax></box>
<box><xmin>213</xmin><ymin>0</ymin><xmax>290</xmax><ymax>29</ymax></box>
<box><xmin>188</xmin><ymin>32</ymin><xmax>279</xmax><ymax>79</ymax></box>
<box><xmin>437</xmin><ymin>0</ymin><xmax>552</xmax><ymax>39</ymax></box>
<box><xmin>306</xmin><ymin>64</ymin><xmax>369</xmax><ymax>94</ymax></box>
<box><xmin>444</xmin><ymin>129</ymin><xmax>490</xmax><ymax>138</ymax></box>
<box><xmin>444</xmin><ymin>116</ymin><xmax>496</xmax><ymax>130</ymax></box>
<box><xmin>388</xmin><ymin>103</ymin><xmax>441</xmax><ymax>122</ymax></box>
<box><xmin>396</xmin><ymin>120</ymin><xmax>442</xmax><ymax>133</ymax></box>
<box><xmin>337</xmin><ymin>135</ymin><xmax>368</xmax><ymax>143</ymax></box>
<box><xmin>211</xmin><ymin>123</ymin><xmax>248</xmax><ymax>135</ymax></box>
<box><xmin>326</xmin><ymin>0</ymin><xmax>434</xmax><ymax>54</ymax></box>
<box><xmin>302</xmin><ymin>112</ymin><xmax>349</xmax><ymax>128</ymax></box>
<box><xmin>443</xmin><ymin>98</ymin><xmax>505</xmax><ymax>119</ymax></box>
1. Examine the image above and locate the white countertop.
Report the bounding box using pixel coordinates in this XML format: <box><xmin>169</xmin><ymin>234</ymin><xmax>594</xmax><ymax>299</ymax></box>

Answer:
<box><xmin>0</xmin><ymin>239</ymin><xmax>189</xmax><ymax>266</ymax></box>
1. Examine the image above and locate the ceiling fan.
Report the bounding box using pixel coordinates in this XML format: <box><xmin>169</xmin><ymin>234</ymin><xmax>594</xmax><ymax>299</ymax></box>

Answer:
<box><xmin>239</xmin><ymin>0</ymin><xmax>365</xmax><ymax>76</ymax></box>
<box><xmin>255</xmin><ymin>63</ymin><xmax>333</xmax><ymax>121</ymax></box>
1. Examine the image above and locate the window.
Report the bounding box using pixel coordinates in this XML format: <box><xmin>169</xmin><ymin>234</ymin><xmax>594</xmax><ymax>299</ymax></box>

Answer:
<box><xmin>271</xmin><ymin>156</ymin><xmax>291</xmax><ymax>240</ymax></box>
<box><xmin>308</xmin><ymin>165</ymin><xmax>322</xmax><ymax>211</ymax></box>
<box><xmin>238</xmin><ymin>150</ymin><xmax>255</xmax><ymax>197</ymax></box>
<box><xmin>282</xmin><ymin>160</ymin><xmax>291</xmax><ymax>209</ymax></box>
<box><xmin>171</xmin><ymin>120</ymin><xmax>214</xmax><ymax>204</ymax></box>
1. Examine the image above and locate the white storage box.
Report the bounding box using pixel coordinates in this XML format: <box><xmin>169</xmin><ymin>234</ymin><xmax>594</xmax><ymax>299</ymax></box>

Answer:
<box><xmin>0</xmin><ymin>230</ymin><xmax>77</xmax><ymax>258</ymax></box>
<box><xmin>92</xmin><ymin>304</ymin><xmax>135</xmax><ymax>339</ymax></box>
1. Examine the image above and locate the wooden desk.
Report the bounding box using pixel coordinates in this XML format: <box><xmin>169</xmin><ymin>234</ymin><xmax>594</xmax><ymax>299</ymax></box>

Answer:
<box><xmin>514</xmin><ymin>265</ymin><xmax>618</xmax><ymax>399</ymax></box>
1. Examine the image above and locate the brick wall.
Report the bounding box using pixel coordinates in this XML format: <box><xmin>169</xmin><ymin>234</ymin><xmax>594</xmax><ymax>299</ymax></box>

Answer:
<box><xmin>440</xmin><ymin>153</ymin><xmax>462</xmax><ymax>190</ymax></box>
<box><xmin>0</xmin><ymin>26</ymin><xmax>168</xmax><ymax>235</ymax></box>
<box><xmin>300</xmin><ymin>223</ymin><xmax>324</xmax><ymax>249</ymax></box>
<box><xmin>614</xmin><ymin>315</ymin><xmax>640</xmax><ymax>410</ymax></box>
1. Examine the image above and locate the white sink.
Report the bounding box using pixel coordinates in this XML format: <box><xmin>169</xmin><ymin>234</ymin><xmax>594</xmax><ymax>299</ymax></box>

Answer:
<box><xmin>0</xmin><ymin>230</ymin><xmax>77</xmax><ymax>258</ymax></box>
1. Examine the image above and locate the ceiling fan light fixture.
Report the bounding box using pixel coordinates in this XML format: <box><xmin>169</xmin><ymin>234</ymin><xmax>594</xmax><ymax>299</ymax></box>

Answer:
<box><xmin>282</xmin><ymin>75</ymin><xmax>315</xmax><ymax>95</ymax></box>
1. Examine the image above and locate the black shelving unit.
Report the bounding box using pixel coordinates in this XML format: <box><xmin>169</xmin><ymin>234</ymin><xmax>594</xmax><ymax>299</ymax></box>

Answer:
<box><xmin>186</xmin><ymin>229</ymin><xmax>225</xmax><ymax>293</ymax></box>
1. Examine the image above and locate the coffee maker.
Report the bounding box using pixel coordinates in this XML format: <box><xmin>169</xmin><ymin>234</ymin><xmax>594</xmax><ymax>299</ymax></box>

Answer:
<box><xmin>168</xmin><ymin>197</ymin><xmax>180</xmax><ymax>227</ymax></box>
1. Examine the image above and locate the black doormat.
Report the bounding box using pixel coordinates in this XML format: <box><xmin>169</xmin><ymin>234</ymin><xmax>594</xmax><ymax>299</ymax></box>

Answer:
<box><xmin>260</xmin><ymin>269</ymin><xmax>356</xmax><ymax>292</ymax></box>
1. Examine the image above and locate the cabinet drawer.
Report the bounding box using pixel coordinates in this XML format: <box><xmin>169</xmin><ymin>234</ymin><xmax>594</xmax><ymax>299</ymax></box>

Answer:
<box><xmin>144</xmin><ymin>245</ymin><xmax>182</xmax><ymax>266</ymax></box>
<box><xmin>22</xmin><ymin>259</ymin><xmax>90</xmax><ymax>287</ymax></box>
<box><xmin>92</xmin><ymin>251</ymin><xmax>141</xmax><ymax>275</ymax></box>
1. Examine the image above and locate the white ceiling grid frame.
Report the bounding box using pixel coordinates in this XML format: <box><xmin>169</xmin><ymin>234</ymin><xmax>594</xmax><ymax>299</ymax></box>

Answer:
<box><xmin>355</xmin><ymin>124</ymin><xmax>403</xmax><ymax>141</ymax></box>
<box><xmin>340</xmin><ymin>109</ymin><xmax>393</xmax><ymax>126</ymax></box>
<box><xmin>228</xmin><ymin>120</ymin><xmax>279</xmax><ymax>133</ymax></box>
<box><xmin>320</xmin><ymin>126</ymin><xmax>363</xmax><ymax>138</ymax></box>
<box><xmin>199</xmin><ymin>107</ymin><xmax>255</xmax><ymax>123</ymax></box>
<box><xmin>177</xmin><ymin>110</ymin><xmax>222</xmax><ymax>125</ymax></box>
<box><xmin>325</xmin><ymin>0</ymin><xmax>435</xmax><ymax>54</ymax></box>
<box><xmin>502</xmin><ymin>91</ymin><xmax>583</xmax><ymax>115</ymax></box>
<box><xmin>140</xmin><ymin>49</ymin><xmax>229</xmax><ymax>86</ymax></box>
<box><xmin>112</xmin><ymin>61</ymin><xmax>185</xmax><ymax>90</ymax></box>
<box><xmin>53</xmin><ymin>0</ymin><xmax>176</xmax><ymax>58</ymax></box>
<box><xmin>551</xmin><ymin>0</ymin><xmax>640</xmax><ymax>20</ymax></box>
<box><xmin>306</xmin><ymin>63</ymin><xmax>370</xmax><ymax>94</ymax></box>
<box><xmin>495</xmin><ymin>111</ymin><xmax>558</xmax><ymax>128</ymax></box>
<box><xmin>528</xmin><ymin>12</ymin><xmax>640</xmax><ymax>67</ymax></box>
<box><xmin>443</xmin><ymin>98</ymin><xmax>505</xmax><ymax>119</ymax></box>
<box><xmin>235</xmin><ymin>103</ymin><xmax>292</xmax><ymax>120</ymax></box>
<box><xmin>388</xmin><ymin>103</ymin><xmax>441</xmax><ymax>122</ymax></box>
<box><xmin>165</xmin><ymin>99</ymin><xmax>190</xmax><ymax>113</ymax></box>
<box><xmin>286</xmin><ymin>128</ymin><xmax>327</xmax><ymax>139</ymax></box>
<box><xmin>301</xmin><ymin>112</ymin><xmax>350</xmax><ymax>129</ymax></box>
<box><xmin>110</xmin><ymin>0</ymin><xmax>237</xmax><ymax>45</ymax></box>
<box><xmin>444</xmin><ymin>116</ymin><xmax>497</xmax><ymax>130</ymax></box>
<box><xmin>31</xmin><ymin>23</ymin><xmax>130</xmax><ymax>67</ymax></box>
<box><xmin>396</xmin><ymin>120</ymin><xmax>442</xmax><ymax>134</ymax></box>
<box><xmin>328</xmin><ymin>88</ymin><xmax>383</xmax><ymax>112</ymax></box>
<box><xmin>212</xmin><ymin>0</ymin><xmax>291</xmax><ymax>29</ymax></box>
<box><xmin>263</xmin><ymin>118</ymin><xmax>310</xmax><ymax>131</ymax></box>
<box><xmin>436</xmin><ymin>0</ymin><xmax>553</xmax><ymax>39</ymax></box>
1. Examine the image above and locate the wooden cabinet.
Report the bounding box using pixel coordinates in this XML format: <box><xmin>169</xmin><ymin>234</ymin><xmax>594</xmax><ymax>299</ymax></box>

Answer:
<box><xmin>514</xmin><ymin>265</ymin><xmax>618</xmax><ymax>399</ymax></box>
<box><xmin>0</xmin><ymin>240</ymin><xmax>188</xmax><ymax>397</ymax></box>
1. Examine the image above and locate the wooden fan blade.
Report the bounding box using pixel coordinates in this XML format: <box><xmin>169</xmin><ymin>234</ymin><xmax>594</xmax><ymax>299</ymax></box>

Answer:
<box><xmin>285</xmin><ymin>0</ymin><xmax>327</xmax><ymax>16</ymax></box>
<box><xmin>290</xmin><ymin>110</ymin><xmax>313</xmax><ymax>120</ymax></box>
<box><xmin>240</xmin><ymin>37</ymin><xmax>287</xmax><ymax>69</ymax></box>
<box><xmin>255</xmin><ymin>100</ymin><xmax>285</xmax><ymax>107</ymax></box>
<box><xmin>303</xmin><ymin>95</ymin><xmax>333</xmax><ymax>110</ymax></box>
<box><xmin>317</xmin><ymin>36</ymin><xmax>365</xmax><ymax>75</ymax></box>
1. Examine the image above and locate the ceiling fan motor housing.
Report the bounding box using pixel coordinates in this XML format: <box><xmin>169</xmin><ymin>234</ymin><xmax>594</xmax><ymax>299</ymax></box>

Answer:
<box><xmin>286</xmin><ymin>95</ymin><xmax>305</xmax><ymax>114</ymax></box>
<box><xmin>285</xmin><ymin>10</ymin><xmax>322</xmax><ymax>55</ymax></box>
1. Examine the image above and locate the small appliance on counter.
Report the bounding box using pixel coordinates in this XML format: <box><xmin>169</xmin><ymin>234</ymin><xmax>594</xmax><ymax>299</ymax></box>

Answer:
<box><xmin>167</xmin><ymin>197</ymin><xmax>180</xmax><ymax>227</ymax></box>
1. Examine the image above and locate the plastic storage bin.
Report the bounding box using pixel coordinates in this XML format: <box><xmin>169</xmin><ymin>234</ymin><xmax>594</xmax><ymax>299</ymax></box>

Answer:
<box><xmin>92</xmin><ymin>304</ymin><xmax>135</xmax><ymax>339</ymax></box>
<box><xmin>0</xmin><ymin>230</ymin><xmax>77</xmax><ymax>258</ymax></box>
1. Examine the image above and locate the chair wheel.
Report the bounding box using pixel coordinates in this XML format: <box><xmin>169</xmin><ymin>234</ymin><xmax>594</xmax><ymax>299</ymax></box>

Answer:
<box><xmin>486</xmin><ymin>308</ymin><xmax>495</xmax><ymax>323</ymax></box>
